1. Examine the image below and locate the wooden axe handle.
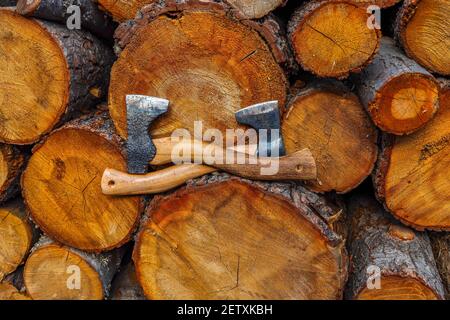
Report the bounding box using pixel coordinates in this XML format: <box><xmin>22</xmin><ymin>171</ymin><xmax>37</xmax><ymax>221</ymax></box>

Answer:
<box><xmin>102</xmin><ymin>164</ymin><xmax>216</xmax><ymax>195</ymax></box>
<box><xmin>151</xmin><ymin>137</ymin><xmax>258</xmax><ymax>165</ymax></box>
<box><xmin>102</xmin><ymin>149</ymin><xmax>316</xmax><ymax>195</ymax></box>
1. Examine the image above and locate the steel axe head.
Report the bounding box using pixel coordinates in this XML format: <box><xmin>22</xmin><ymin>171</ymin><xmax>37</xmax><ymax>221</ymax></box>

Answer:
<box><xmin>126</xmin><ymin>95</ymin><xmax>169</xmax><ymax>174</ymax></box>
<box><xmin>235</xmin><ymin>101</ymin><xmax>286</xmax><ymax>157</ymax></box>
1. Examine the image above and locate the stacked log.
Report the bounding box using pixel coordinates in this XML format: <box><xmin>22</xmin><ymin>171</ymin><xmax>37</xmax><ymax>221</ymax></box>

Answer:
<box><xmin>0</xmin><ymin>200</ymin><xmax>37</xmax><ymax>281</ymax></box>
<box><xmin>0</xmin><ymin>0</ymin><xmax>448</xmax><ymax>301</ymax></box>
<box><xmin>0</xmin><ymin>9</ymin><xmax>114</xmax><ymax>145</ymax></box>
<box><xmin>15</xmin><ymin>0</ymin><xmax>117</xmax><ymax>40</ymax></box>
<box><xmin>133</xmin><ymin>175</ymin><xmax>348</xmax><ymax>299</ymax></box>
<box><xmin>373</xmin><ymin>78</ymin><xmax>449</xmax><ymax>230</ymax></box>
<box><xmin>21</xmin><ymin>113</ymin><xmax>143</xmax><ymax>251</ymax></box>
<box><xmin>287</xmin><ymin>0</ymin><xmax>381</xmax><ymax>78</ymax></box>
<box><xmin>395</xmin><ymin>0</ymin><xmax>449</xmax><ymax>76</ymax></box>
<box><xmin>346</xmin><ymin>194</ymin><xmax>445</xmax><ymax>300</ymax></box>
<box><xmin>282</xmin><ymin>80</ymin><xmax>378</xmax><ymax>194</ymax></box>
<box><xmin>109</xmin><ymin>0</ymin><xmax>288</xmax><ymax>140</ymax></box>
<box><xmin>23</xmin><ymin>237</ymin><xmax>124</xmax><ymax>299</ymax></box>
<box><xmin>354</xmin><ymin>37</ymin><xmax>440</xmax><ymax>135</ymax></box>
<box><xmin>97</xmin><ymin>0</ymin><xmax>287</xmax><ymax>22</ymax></box>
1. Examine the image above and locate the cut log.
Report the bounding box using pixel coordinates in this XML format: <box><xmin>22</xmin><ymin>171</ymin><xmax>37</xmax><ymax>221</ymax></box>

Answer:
<box><xmin>282</xmin><ymin>80</ymin><xmax>378</xmax><ymax>194</ymax></box>
<box><xmin>373</xmin><ymin>78</ymin><xmax>450</xmax><ymax>230</ymax></box>
<box><xmin>0</xmin><ymin>267</ymin><xmax>30</xmax><ymax>300</ymax></box>
<box><xmin>0</xmin><ymin>9</ymin><xmax>114</xmax><ymax>144</ymax></box>
<box><xmin>109</xmin><ymin>0</ymin><xmax>288</xmax><ymax>140</ymax></box>
<box><xmin>325</xmin><ymin>0</ymin><xmax>402</xmax><ymax>8</ymax></box>
<box><xmin>430</xmin><ymin>233</ymin><xmax>450</xmax><ymax>299</ymax></box>
<box><xmin>0</xmin><ymin>199</ymin><xmax>37</xmax><ymax>281</ymax></box>
<box><xmin>355</xmin><ymin>37</ymin><xmax>440</xmax><ymax>135</ymax></box>
<box><xmin>23</xmin><ymin>237</ymin><xmax>124</xmax><ymax>300</ymax></box>
<box><xmin>395</xmin><ymin>0</ymin><xmax>450</xmax><ymax>76</ymax></box>
<box><xmin>287</xmin><ymin>1</ymin><xmax>380</xmax><ymax>78</ymax></box>
<box><xmin>224</xmin><ymin>0</ymin><xmax>286</xmax><ymax>19</ymax></box>
<box><xmin>111</xmin><ymin>262</ymin><xmax>146</xmax><ymax>300</ymax></box>
<box><xmin>21</xmin><ymin>112</ymin><xmax>143</xmax><ymax>251</ymax></box>
<box><xmin>133</xmin><ymin>174</ymin><xmax>348</xmax><ymax>299</ymax></box>
<box><xmin>346</xmin><ymin>194</ymin><xmax>445</xmax><ymax>300</ymax></box>
<box><xmin>0</xmin><ymin>144</ymin><xmax>26</xmax><ymax>203</ymax></box>
<box><xmin>97</xmin><ymin>0</ymin><xmax>154</xmax><ymax>22</ymax></box>
<box><xmin>98</xmin><ymin>0</ymin><xmax>287</xmax><ymax>21</ymax></box>
<box><xmin>0</xmin><ymin>282</ymin><xmax>30</xmax><ymax>300</ymax></box>
<box><xmin>16</xmin><ymin>0</ymin><xmax>117</xmax><ymax>40</ymax></box>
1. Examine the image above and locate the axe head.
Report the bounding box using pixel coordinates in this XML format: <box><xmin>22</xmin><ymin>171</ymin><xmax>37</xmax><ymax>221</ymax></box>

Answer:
<box><xmin>235</xmin><ymin>101</ymin><xmax>286</xmax><ymax>156</ymax></box>
<box><xmin>126</xmin><ymin>95</ymin><xmax>169</xmax><ymax>174</ymax></box>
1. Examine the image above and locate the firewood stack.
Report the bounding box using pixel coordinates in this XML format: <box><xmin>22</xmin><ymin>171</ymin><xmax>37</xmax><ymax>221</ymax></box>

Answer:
<box><xmin>0</xmin><ymin>0</ymin><xmax>448</xmax><ymax>300</ymax></box>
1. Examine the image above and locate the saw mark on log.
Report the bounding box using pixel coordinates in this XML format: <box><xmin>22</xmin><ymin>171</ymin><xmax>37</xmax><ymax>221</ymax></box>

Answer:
<box><xmin>419</xmin><ymin>134</ymin><xmax>450</xmax><ymax>161</ymax></box>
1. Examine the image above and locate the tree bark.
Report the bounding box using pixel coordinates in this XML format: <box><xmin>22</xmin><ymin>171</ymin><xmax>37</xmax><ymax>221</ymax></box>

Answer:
<box><xmin>110</xmin><ymin>0</ymin><xmax>290</xmax><ymax>140</ymax></box>
<box><xmin>430</xmin><ymin>233</ymin><xmax>450</xmax><ymax>299</ymax></box>
<box><xmin>0</xmin><ymin>144</ymin><xmax>26</xmax><ymax>203</ymax></box>
<box><xmin>111</xmin><ymin>262</ymin><xmax>146</xmax><ymax>300</ymax></box>
<box><xmin>373</xmin><ymin>78</ymin><xmax>450</xmax><ymax>230</ymax></box>
<box><xmin>23</xmin><ymin>236</ymin><xmax>125</xmax><ymax>299</ymax></box>
<box><xmin>394</xmin><ymin>0</ymin><xmax>450</xmax><ymax>76</ymax></box>
<box><xmin>0</xmin><ymin>199</ymin><xmax>38</xmax><ymax>281</ymax></box>
<box><xmin>0</xmin><ymin>0</ymin><xmax>15</xmax><ymax>6</ymax></box>
<box><xmin>0</xmin><ymin>9</ymin><xmax>114</xmax><ymax>144</ymax></box>
<box><xmin>224</xmin><ymin>0</ymin><xmax>286</xmax><ymax>19</ymax></box>
<box><xmin>282</xmin><ymin>80</ymin><xmax>378</xmax><ymax>194</ymax></box>
<box><xmin>16</xmin><ymin>0</ymin><xmax>117</xmax><ymax>40</ymax></box>
<box><xmin>345</xmin><ymin>194</ymin><xmax>445</xmax><ymax>300</ymax></box>
<box><xmin>323</xmin><ymin>0</ymin><xmax>402</xmax><ymax>8</ymax></box>
<box><xmin>287</xmin><ymin>0</ymin><xmax>380</xmax><ymax>79</ymax></box>
<box><xmin>133</xmin><ymin>174</ymin><xmax>348</xmax><ymax>299</ymax></box>
<box><xmin>21</xmin><ymin>112</ymin><xmax>144</xmax><ymax>252</ymax></box>
<box><xmin>97</xmin><ymin>0</ymin><xmax>288</xmax><ymax>21</ymax></box>
<box><xmin>354</xmin><ymin>37</ymin><xmax>440</xmax><ymax>135</ymax></box>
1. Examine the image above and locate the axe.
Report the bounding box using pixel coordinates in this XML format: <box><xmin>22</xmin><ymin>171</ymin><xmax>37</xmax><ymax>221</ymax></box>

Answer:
<box><xmin>101</xmin><ymin>95</ymin><xmax>316</xmax><ymax>195</ymax></box>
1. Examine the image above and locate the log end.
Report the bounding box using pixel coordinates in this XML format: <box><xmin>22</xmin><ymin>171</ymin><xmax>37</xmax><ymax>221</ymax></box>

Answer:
<box><xmin>369</xmin><ymin>73</ymin><xmax>440</xmax><ymax>135</ymax></box>
<box><xmin>396</xmin><ymin>0</ymin><xmax>450</xmax><ymax>76</ymax></box>
<box><xmin>134</xmin><ymin>178</ymin><xmax>347</xmax><ymax>299</ymax></box>
<box><xmin>0</xmin><ymin>202</ymin><xmax>33</xmax><ymax>281</ymax></box>
<box><xmin>22</xmin><ymin>118</ymin><xmax>142</xmax><ymax>251</ymax></box>
<box><xmin>288</xmin><ymin>1</ymin><xmax>380</xmax><ymax>78</ymax></box>
<box><xmin>24</xmin><ymin>244</ymin><xmax>104</xmax><ymax>300</ymax></box>
<box><xmin>282</xmin><ymin>82</ymin><xmax>378</xmax><ymax>193</ymax></box>
<box><xmin>376</xmin><ymin>80</ymin><xmax>450</xmax><ymax>230</ymax></box>
<box><xmin>0</xmin><ymin>9</ymin><xmax>69</xmax><ymax>144</ymax></box>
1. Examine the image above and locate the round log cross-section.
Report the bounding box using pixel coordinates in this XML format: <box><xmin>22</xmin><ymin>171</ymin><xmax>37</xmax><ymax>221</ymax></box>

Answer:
<box><xmin>134</xmin><ymin>176</ymin><xmax>348</xmax><ymax>299</ymax></box>
<box><xmin>109</xmin><ymin>3</ymin><xmax>287</xmax><ymax>140</ymax></box>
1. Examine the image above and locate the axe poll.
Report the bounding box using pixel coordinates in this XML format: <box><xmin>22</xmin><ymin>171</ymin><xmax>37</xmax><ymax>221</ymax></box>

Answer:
<box><xmin>101</xmin><ymin>95</ymin><xmax>316</xmax><ymax>195</ymax></box>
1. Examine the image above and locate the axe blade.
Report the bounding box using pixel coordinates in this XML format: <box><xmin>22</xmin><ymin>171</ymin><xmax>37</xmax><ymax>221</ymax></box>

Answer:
<box><xmin>126</xmin><ymin>95</ymin><xmax>169</xmax><ymax>174</ymax></box>
<box><xmin>235</xmin><ymin>101</ymin><xmax>286</xmax><ymax>157</ymax></box>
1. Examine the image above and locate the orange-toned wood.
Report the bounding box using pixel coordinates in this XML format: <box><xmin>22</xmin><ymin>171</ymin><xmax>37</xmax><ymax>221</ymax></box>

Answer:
<box><xmin>0</xmin><ymin>200</ymin><xmax>34</xmax><ymax>281</ymax></box>
<box><xmin>134</xmin><ymin>176</ymin><xmax>348</xmax><ymax>299</ymax></box>
<box><xmin>0</xmin><ymin>10</ymin><xmax>113</xmax><ymax>145</ymax></box>
<box><xmin>373</xmin><ymin>78</ymin><xmax>450</xmax><ymax>230</ymax></box>
<box><xmin>22</xmin><ymin>113</ymin><xmax>143</xmax><ymax>251</ymax></box>
<box><xmin>109</xmin><ymin>2</ymin><xmax>287</xmax><ymax>140</ymax></box>
<box><xmin>288</xmin><ymin>1</ymin><xmax>380</xmax><ymax>78</ymax></box>
<box><xmin>282</xmin><ymin>80</ymin><xmax>378</xmax><ymax>193</ymax></box>
<box><xmin>395</xmin><ymin>0</ymin><xmax>450</xmax><ymax>76</ymax></box>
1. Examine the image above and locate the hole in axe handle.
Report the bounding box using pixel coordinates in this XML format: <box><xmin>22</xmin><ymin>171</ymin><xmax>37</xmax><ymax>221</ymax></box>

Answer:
<box><xmin>108</xmin><ymin>180</ymin><xmax>116</xmax><ymax>187</ymax></box>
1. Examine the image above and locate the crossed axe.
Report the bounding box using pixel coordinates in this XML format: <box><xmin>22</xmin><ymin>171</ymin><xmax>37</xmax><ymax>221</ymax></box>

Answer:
<box><xmin>101</xmin><ymin>95</ymin><xmax>317</xmax><ymax>195</ymax></box>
